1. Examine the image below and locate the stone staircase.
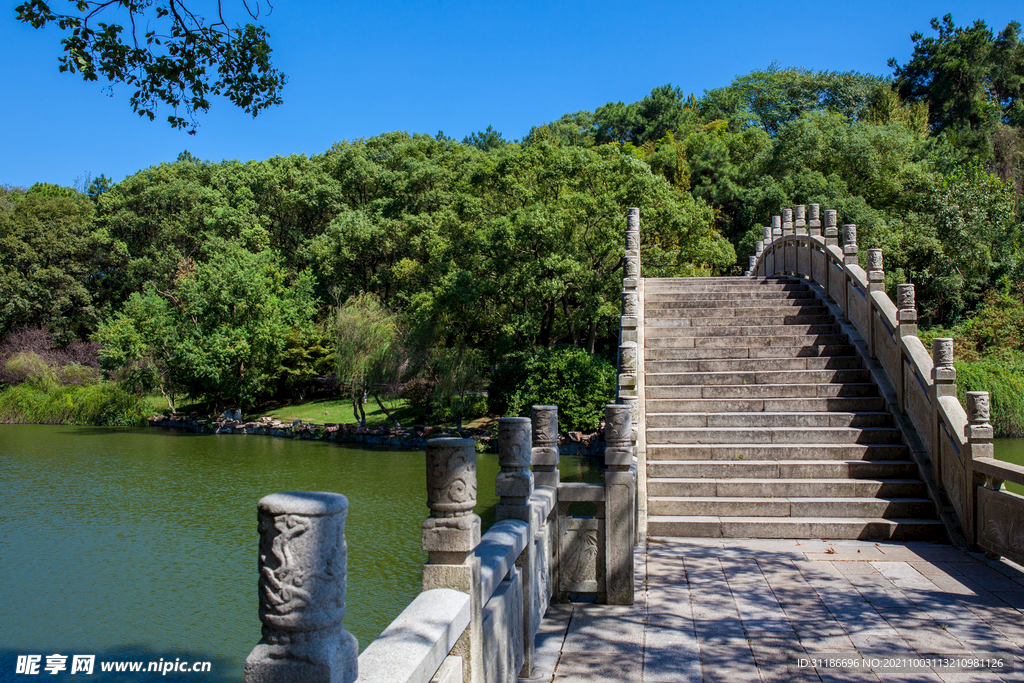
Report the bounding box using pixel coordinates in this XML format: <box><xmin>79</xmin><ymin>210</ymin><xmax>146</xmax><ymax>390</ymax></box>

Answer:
<box><xmin>643</xmin><ymin>276</ymin><xmax>946</xmax><ymax>540</ymax></box>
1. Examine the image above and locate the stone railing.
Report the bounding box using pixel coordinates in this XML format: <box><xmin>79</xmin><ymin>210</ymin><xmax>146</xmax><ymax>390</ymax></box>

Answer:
<box><xmin>619</xmin><ymin>207</ymin><xmax>645</xmax><ymax>542</ymax></box>
<box><xmin>243</xmin><ymin>403</ymin><xmax>638</xmax><ymax>683</ymax></box>
<box><xmin>750</xmin><ymin>205</ymin><xmax>1023</xmax><ymax>563</ymax></box>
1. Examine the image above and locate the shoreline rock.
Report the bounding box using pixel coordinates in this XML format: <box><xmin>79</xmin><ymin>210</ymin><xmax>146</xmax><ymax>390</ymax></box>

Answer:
<box><xmin>147</xmin><ymin>414</ymin><xmax>606</xmax><ymax>455</ymax></box>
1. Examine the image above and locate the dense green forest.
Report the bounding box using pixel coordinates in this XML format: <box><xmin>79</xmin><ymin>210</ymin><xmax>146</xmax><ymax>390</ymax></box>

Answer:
<box><xmin>2</xmin><ymin>15</ymin><xmax>1023</xmax><ymax>432</ymax></box>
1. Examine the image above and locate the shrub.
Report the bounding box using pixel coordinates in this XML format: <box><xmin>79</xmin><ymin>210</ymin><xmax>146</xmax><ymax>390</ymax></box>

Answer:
<box><xmin>955</xmin><ymin>357</ymin><xmax>1024</xmax><ymax>437</ymax></box>
<box><xmin>0</xmin><ymin>382</ymin><xmax>148</xmax><ymax>426</ymax></box>
<box><xmin>489</xmin><ymin>345</ymin><xmax>616</xmax><ymax>432</ymax></box>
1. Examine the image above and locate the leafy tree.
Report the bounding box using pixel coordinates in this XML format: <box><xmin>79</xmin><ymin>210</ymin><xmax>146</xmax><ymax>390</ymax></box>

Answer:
<box><xmin>94</xmin><ymin>287</ymin><xmax>180</xmax><ymax>410</ymax></box>
<box><xmin>891</xmin><ymin>15</ymin><xmax>1024</xmax><ymax>134</ymax></box>
<box><xmin>489</xmin><ymin>345</ymin><xmax>615</xmax><ymax>432</ymax></box>
<box><xmin>0</xmin><ymin>185</ymin><xmax>102</xmax><ymax>343</ymax></box>
<box><xmin>333</xmin><ymin>293</ymin><xmax>406</xmax><ymax>427</ymax></box>
<box><xmin>463</xmin><ymin>126</ymin><xmax>508</xmax><ymax>151</ymax></box>
<box><xmin>16</xmin><ymin>0</ymin><xmax>286</xmax><ymax>132</ymax></box>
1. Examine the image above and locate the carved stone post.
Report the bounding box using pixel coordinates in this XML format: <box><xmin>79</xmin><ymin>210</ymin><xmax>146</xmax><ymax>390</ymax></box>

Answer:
<box><xmin>422</xmin><ymin>438</ymin><xmax>483</xmax><ymax>683</ymax></box>
<box><xmin>245</xmin><ymin>492</ymin><xmax>358</xmax><ymax>683</ymax></box>
<box><xmin>496</xmin><ymin>418</ymin><xmax>536</xmax><ymax>677</ymax></box>
<box><xmin>604</xmin><ymin>403</ymin><xmax>634</xmax><ymax>605</ymax></box>
<box><xmin>497</xmin><ymin>417</ymin><xmax>533</xmax><ymax>523</ymax></box>
<box><xmin>965</xmin><ymin>391</ymin><xmax>994</xmax><ymax>548</ymax></box>
<box><xmin>755</xmin><ymin>240</ymin><xmax>764</xmax><ymax>257</ymax></box>
<box><xmin>842</xmin><ymin>224</ymin><xmax>858</xmax><ymax>266</ymax></box>
<box><xmin>762</xmin><ymin>226</ymin><xmax>772</xmax><ymax>244</ymax></box>
<box><xmin>808</xmin><ymin>204</ymin><xmax>821</xmax><ymax>237</ymax></box>
<box><xmin>782</xmin><ymin>208</ymin><xmax>794</xmax><ymax>236</ymax></box>
<box><xmin>865</xmin><ymin>249</ymin><xmax>884</xmax><ymax>359</ymax></box>
<box><xmin>531</xmin><ymin>405</ymin><xmax>559</xmax><ymax>489</ymax></box>
<box><xmin>618</xmin><ymin>341</ymin><xmax>637</xmax><ymax>394</ymax></box>
<box><xmin>931</xmin><ymin>339</ymin><xmax>956</xmax><ymax>488</ymax></box>
<box><xmin>824</xmin><ymin>211</ymin><xmax>839</xmax><ymax>246</ymax></box>
<box><xmin>794</xmin><ymin>205</ymin><xmax>806</xmax><ymax>234</ymax></box>
<box><xmin>894</xmin><ymin>284</ymin><xmax>917</xmax><ymax>413</ymax></box>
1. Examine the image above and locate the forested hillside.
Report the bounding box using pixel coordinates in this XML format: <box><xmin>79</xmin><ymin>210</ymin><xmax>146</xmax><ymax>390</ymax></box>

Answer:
<box><xmin>2</xmin><ymin>15</ymin><xmax>1022</xmax><ymax>429</ymax></box>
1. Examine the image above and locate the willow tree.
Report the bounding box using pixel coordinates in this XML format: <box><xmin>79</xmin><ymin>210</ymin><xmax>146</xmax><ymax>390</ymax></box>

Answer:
<box><xmin>333</xmin><ymin>293</ymin><xmax>407</xmax><ymax>427</ymax></box>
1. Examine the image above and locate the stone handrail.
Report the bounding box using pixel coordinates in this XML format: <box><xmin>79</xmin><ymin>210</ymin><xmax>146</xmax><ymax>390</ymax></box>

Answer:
<box><xmin>244</xmin><ymin>400</ymin><xmax>638</xmax><ymax>683</ymax></box>
<box><xmin>750</xmin><ymin>205</ymin><xmax>1021</xmax><ymax>563</ymax></box>
<box><xmin>619</xmin><ymin>207</ymin><xmax>645</xmax><ymax>541</ymax></box>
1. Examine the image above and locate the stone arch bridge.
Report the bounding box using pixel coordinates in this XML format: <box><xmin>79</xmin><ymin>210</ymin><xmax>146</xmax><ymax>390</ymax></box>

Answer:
<box><xmin>241</xmin><ymin>208</ymin><xmax>1024</xmax><ymax>683</ymax></box>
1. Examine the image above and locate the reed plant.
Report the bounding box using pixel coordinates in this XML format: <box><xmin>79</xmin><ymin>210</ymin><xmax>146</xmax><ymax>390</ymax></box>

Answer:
<box><xmin>0</xmin><ymin>352</ymin><xmax>148</xmax><ymax>426</ymax></box>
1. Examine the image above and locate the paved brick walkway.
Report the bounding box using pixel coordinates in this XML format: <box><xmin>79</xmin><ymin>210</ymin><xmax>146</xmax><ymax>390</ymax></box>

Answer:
<box><xmin>525</xmin><ymin>538</ymin><xmax>1024</xmax><ymax>682</ymax></box>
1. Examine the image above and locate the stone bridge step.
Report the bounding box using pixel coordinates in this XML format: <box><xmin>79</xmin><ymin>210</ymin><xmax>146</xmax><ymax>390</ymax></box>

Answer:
<box><xmin>646</xmin><ymin>426</ymin><xmax>903</xmax><ymax>445</ymax></box>
<box><xmin>648</xmin><ymin>478</ymin><xmax>927</xmax><ymax>498</ymax></box>
<box><xmin>644</xmin><ymin>296</ymin><xmax>820</xmax><ymax>308</ymax></box>
<box><xmin>648</xmin><ymin>460</ymin><xmax>921</xmax><ymax>479</ymax></box>
<box><xmin>646</xmin><ymin>369</ymin><xmax>870</xmax><ymax>386</ymax></box>
<box><xmin>644</xmin><ymin>344</ymin><xmax>857</xmax><ymax>360</ymax></box>
<box><xmin>645</xmin><ymin>334</ymin><xmax>850</xmax><ymax>348</ymax></box>
<box><xmin>648</xmin><ymin>496</ymin><xmax>935</xmax><ymax>518</ymax></box>
<box><xmin>646</xmin><ymin>315</ymin><xmax>836</xmax><ymax>327</ymax></box>
<box><xmin>645</xmin><ymin>357</ymin><xmax>863</xmax><ymax>373</ymax></box>
<box><xmin>646</xmin><ymin>411</ymin><xmax>893</xmax><ymax>428</ymax></box>
<box><xmin>644</xmin><ymin>291</ymin><xmax>818</xmax><ymax>302</ymax></box>
<box><xmin>643</xmin><ymin>284</ymin><xmax>802</xmax><ymax>292</ymax></box>
<box><xmin>647</xmin><ymin>443</ymin><xmax>908</xmax><ymax>461</ymax></box>
<box><xmin>646</xmin><ymin>324</ymin><xmax>841</xmax><ymax>338</ymax></box>
<box><xmin>645</xmin><ymin>305</ymin><xmax>830</xmax><ymax>318</ymax></box>
<box><xmin>645</xmin><ymin>516</ymin><xmax>947</xmax><ymax>540</ymax></box>
<box><xmin>645</xmin><ymin>397</ymin><xmax>886</xmax><ymax>412</ymax></box>
<box><xmin>645</xmin><ymin>383</ymin><xmax>880</xmax><ymax>399</ymax></box>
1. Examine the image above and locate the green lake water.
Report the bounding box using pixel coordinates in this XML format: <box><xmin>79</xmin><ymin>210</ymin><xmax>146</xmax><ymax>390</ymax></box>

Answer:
<box><xmin>0</xmin><ymin>425</ymin><xmax>600</xmax><ymax>682</ymax></box>
<box><xmin>995</xmin><ymin>438</ymin><xmax>1024</xmax><ymax>495</ymax></box>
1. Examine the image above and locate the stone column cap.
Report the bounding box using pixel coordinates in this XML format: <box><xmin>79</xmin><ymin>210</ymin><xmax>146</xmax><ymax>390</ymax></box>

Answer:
<box><xmin>427</xmin><ymin>437</ymin><xmax>476</xmax><ymax>448</ymax></box>
<box><xmin>258</xmin><ymin>492</ymin><xmax>348</xmax><ymax>516</ymax></box>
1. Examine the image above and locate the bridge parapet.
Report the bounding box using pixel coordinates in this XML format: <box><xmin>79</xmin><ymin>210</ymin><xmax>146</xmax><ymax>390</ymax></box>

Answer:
<box><xmin>245</xmin><ymin>400</ymin><xmax>638</xmax><ymax>683</ymax></box>
<box><xmin>751</xmin><ymin>205</ymin><xmax>1023</xmax><ymax>563</ymax></box>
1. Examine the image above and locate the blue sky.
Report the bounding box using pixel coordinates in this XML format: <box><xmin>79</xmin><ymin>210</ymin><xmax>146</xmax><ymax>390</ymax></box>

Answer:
<box><xmin>2</xmin><ymin>0</ymin><xmax>1020</xmax><ymax>188</ymax></box>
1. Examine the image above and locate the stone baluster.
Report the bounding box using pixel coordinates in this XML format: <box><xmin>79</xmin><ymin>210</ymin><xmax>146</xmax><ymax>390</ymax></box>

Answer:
<box><xmin>771</xmin><ymin>215</ymin><xmax>782</xmax><ymax>241</ymax></box>
<box><xmin>618</xmin><ymin>340</ymin><xmax>637</xmax><ymax>397</ymax></box>
<box><xmin>747</xmin><ymin>255</ymin><xmax>757</xmax><ymax>275</ymax></box>
<box><xmin>824</xmin><ymin>210</ymin><xmax>839</xmax><ymax>247</ymax></box>
<box><xmin>624</xmin><ymin>208</ymin><xmax>640</xmax><ymax>290</ymax></box>
<box><xmin>771</xmin><ymin>215</ymin><xmax>783</xmax><ymax>274</ymax></box>
<box><xmin>965</xmin><ymin>391</ymin><xmax>994</xmax><ymax>548</ymax></box>
<box><xmin>496</xmin><ymin>417</ymin><xmax>534</xmax><ymax>523</ymax></box>
<box><xmin>865</xmin><ymin>249</ymin><xmax>884</xmax><ymax>359</ymax></box>
<box><xmin>762</xmin><ymin>226</ymin><xmax>773</xmax><ymax>275</ymax></box>
<box><xmin>931</xmin><ymin>339</ymin><xmax>956</xmax><ymax>488</ymax></box>
<box><xmin>604</xmin><ymin>403</ymin><xmax>635</xmax><ymax>605</ymax></box>
<box><xmin>755</xmin><ymin>240</ymin><xmax>764</xmax><ymax>258</ymax></box>
<box><xmin>245</xmin><ymin>492</ymin><xmax>358</xmax><ymax>683</ymax></box>
<box><xmin>496</xmin><ymin>418</ymin><xmax>537</xmax><ymax>677</ymax></box>
<box><xmin>794</xmin><ymin>205</ymin><xmax>806</xmax><ymax>234</ymax></box>
<box><xmin>531</xmin><ymin>405</ymin><xmax>559</xmax><ymax>489</ymax></box>
<box><xmin>782</xmin><ymin>208</ymin><xmax>794</xmax><ymax>236</ymax></box>
<box><xmin>893</xmin><ymin>284</ymin><xmax>917</xmax><ymax>413</ymax></box>
<box><xmin>422</xmin><ymin>437</ymin><xmax>483</xmax><ymax>683</ymax></box>
<box><xmin>808</xmin><ymin>204</ymin><xmax>821</xmax><ymax>237</ymax></box>
<box><xmin>842</xmin><ymin>224</ymin><xmax>858</xmax><ymax>266</ymax></box>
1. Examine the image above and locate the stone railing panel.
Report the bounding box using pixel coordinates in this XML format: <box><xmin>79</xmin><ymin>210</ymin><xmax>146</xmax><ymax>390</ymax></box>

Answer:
<box><xmin>811</xmin><ymin>243</ymin><xmax>827</xmax><ymax>288</ymax></box>
<box><xmin>874</xmin><ymin>311</ymin><xmax>899</xmax><ymax>387</ymax></box>
<box><xmin>356</xmin><ymin>589</ymin><xmax>471</xmax><ymax>683</ymax></box>
<box><xmin>846</xmin><ymin>280</ymin><xmax>870</xmax><ymax>343</ymax></box>
<box><xmin>976</xmin><ymin>486</ymin><xmax>1024</xmax><ymax>566</ymax></box>
<box><xmin>828</xmin><ymin>260</ymin><xmax>845</xmax><ymax>308</ymax></box>
<box><xmin>797</xmin><ymin>236</ymin><xmax>811</xmax><ymax>276</ymax></box>
<box><xmin>481</xmin><ymin>566</ymin><xmax>523</xmax><ymax>683</ymax></box>
<box><xmin>903</xmin><ymin>359</ymin><xmax>933</xmax><ymax>455</ymax></box>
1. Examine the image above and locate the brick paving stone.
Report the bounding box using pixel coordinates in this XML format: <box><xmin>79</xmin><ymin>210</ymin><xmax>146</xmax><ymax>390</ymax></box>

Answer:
<box><xmin>551</xmin><ymin>653</ymin><xmax>643</xmax><ymax>682</ymax></box>
<box><xmin>870</xmin><ymin>562</ymin><xmax>939</xmax><ymax>590</ymax></box>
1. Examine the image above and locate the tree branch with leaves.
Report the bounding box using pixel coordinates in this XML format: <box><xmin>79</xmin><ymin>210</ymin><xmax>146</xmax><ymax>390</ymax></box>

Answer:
<box><xmin>16</xmin><ymin>0</ymin><xmax>286</xmax><ymax>133</ymax></box>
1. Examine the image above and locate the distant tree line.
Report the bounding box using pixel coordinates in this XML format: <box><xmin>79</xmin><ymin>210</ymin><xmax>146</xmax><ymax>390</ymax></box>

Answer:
<box><xmin>1</xmin><ymin>15</ymin><xmax>1022</xmax><ymax>427</ymax></box>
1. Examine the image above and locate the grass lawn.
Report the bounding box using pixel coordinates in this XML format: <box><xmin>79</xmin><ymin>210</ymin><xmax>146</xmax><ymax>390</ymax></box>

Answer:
<box><xmin>145</xmin><ymin>394</ymin><xmax>497</xmax><ymax>430</ymax></box>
